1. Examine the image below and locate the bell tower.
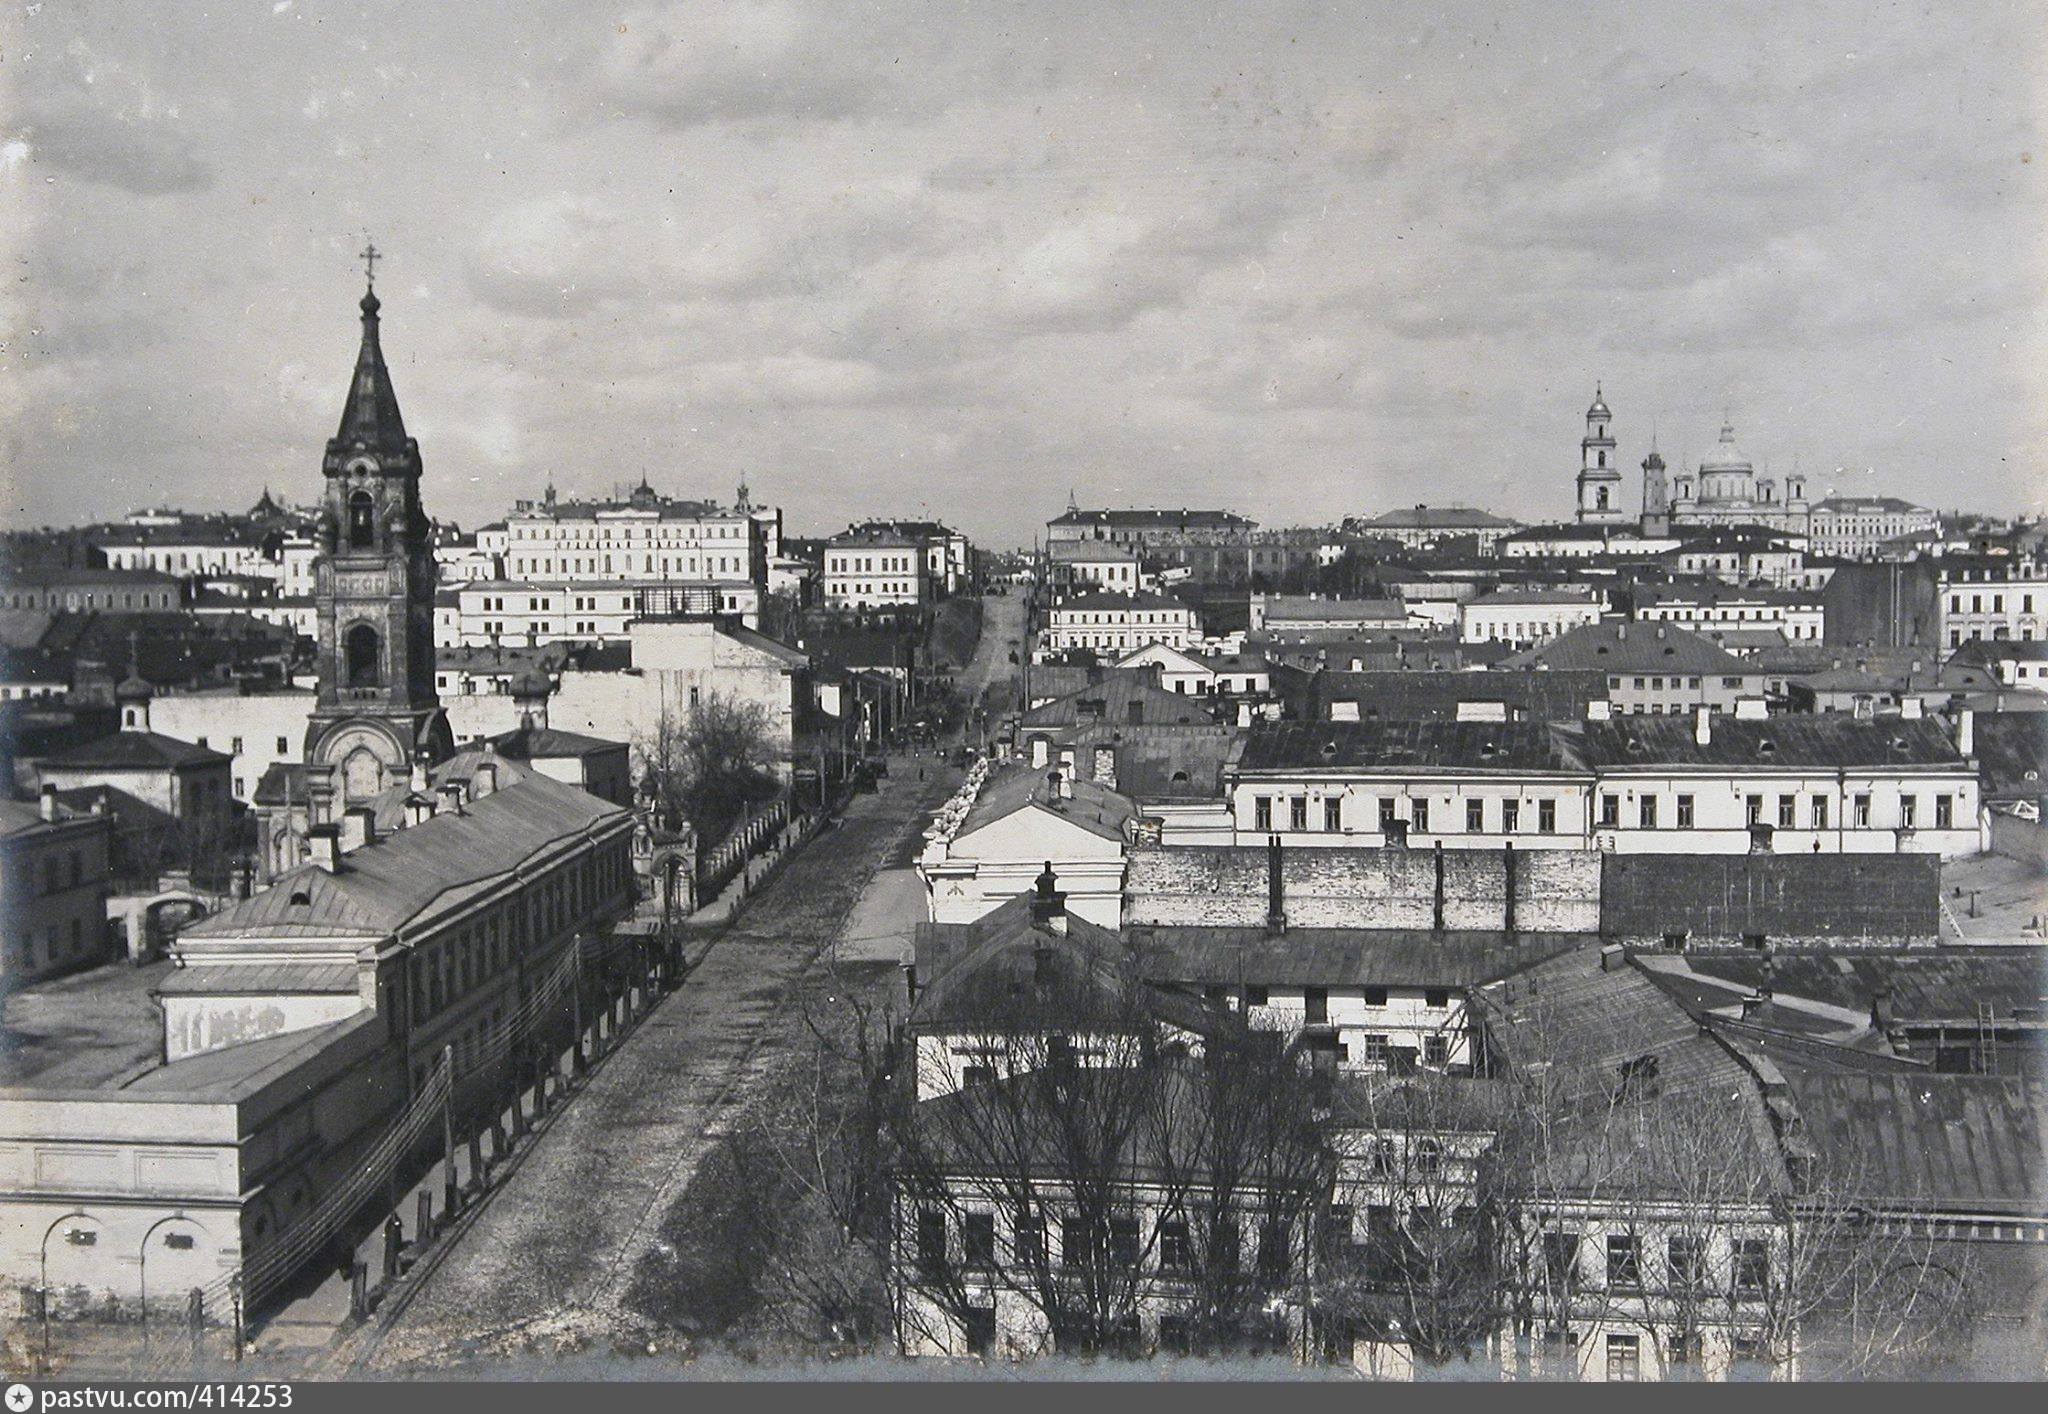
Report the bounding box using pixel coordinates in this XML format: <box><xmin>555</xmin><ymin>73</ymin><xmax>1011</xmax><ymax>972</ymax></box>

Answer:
<box><xmin>304</xmin><ymin>243</ymin><xmax>451</xmax><ymax>806</ymax></box>
<box><xmin>1575</xmin><ymin>384</ymin><xmax>1626</xmax><ymax>525</ymax></box>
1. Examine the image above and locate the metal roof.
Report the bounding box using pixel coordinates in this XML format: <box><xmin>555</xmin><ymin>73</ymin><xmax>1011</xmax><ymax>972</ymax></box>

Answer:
<box><xmin>1572</xmin><ymin>713</ymin><xmax>1965</xmax><ymax>771</ymax></box>
<box><xmin>1234</xmin><ymin>718</ymin><xmax>1574</xmax><ymax>774</ymax></box>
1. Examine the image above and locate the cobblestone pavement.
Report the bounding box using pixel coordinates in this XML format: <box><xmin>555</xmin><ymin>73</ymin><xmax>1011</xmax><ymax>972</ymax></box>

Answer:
<box><xmin>354</xmin><ymin>763</ymin><xmax>957</xmax><ymax>1372</ymax></box>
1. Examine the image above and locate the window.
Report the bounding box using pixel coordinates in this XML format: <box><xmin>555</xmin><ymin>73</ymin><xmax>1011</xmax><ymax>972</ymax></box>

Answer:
<box><xmin>1734</xmin><ymin>1237</ymin><xmax>1770</xmax><ymax>1295</ymax></box>
<box><xmin>1935</xmin><ymin>794</ymin><xmax>1954</xmax><ymax>829</ymax></box>
<box><xmin>1362</xmin><ymin>986</ymin><xmax>1389</xmax><ymax>1007</ymax></box>
<box><xmin>1599</xmin><ymin>794</ymin><xmax>1619</xmax><ymax>828</ymax></box>
<box><xmin>1667</xmin><ymin>1232</ymin><xmax>1704</xmax><ymax>1289</ymax></box>
<box><xmin>1158</xmin><ymin>1218</ymin><xmax>1191</xmax><ymax>1273</ymax></box>
<box><xmin>962</xmin><ymin>1212</ymin><xmax>996</xmax><ymax>1270</ymax></box>
<box><xmin>1109</xmin><ymin>1214</ymin><xmax>1141</xmax><ymax>1267</ymax></box>
<box><xmin>962</xmin><ymin>1062</ymin><xmax>993</xmax><ymax>1090</ymax></box>
<box><xmin>1538</xmin><ymin>798</ymin><xmax>1556</xmax><ymax>833</ymax></box>
<box><xmin>1777</xmin><ymin>794</ymin><xmax>1796</xmax><ymax>829</ymax></box>
<box><xmin>348</xmin><ymin>491</ymin><xmax>376</xmax><ymax>549</ymax></box>
<box><xmin>1423</xmin><ymin>1033</ymin><xmax>1449</xmax><ymax>1066</ymax></box>
<box><xmin>1244</xmin><ymin>985</ymin><xmax>1268</xmax><ymax>1008</ymax></box>
<box><xmin>916</xmin><ymin>1209</ymin><xmax>947</xmax><ymax>1276</ymax></box>
<box><xmin>1812</xmin><ymin>795</ymin><xmax>1829</xmax><ymax>829</ymax></box>
<box><xmin>1638</xmin><ymin>796</ymin><xmax>1658</xmax><ymax>829</ymax></box>
<box><xmin>1467</xmin><ymin>799</ymin><xmax>1485</xmax><ymax>832</ymax></box>
<box><xmin>1676</xmin><ymin>794</ymin><xmax>1695</xmax><ymax>828</ymax></box>
<box><xmin>1502</xmin><ymin>799</ymin><xmax>1520</xmax><ymax>833</ymax></box>
<box><xmin>1605</xmin><ymin>1332</ymin><xmax>1641</xmax><ymax>1382</ymax></box>
<box><xmin>1360</xmin><ymin>1033</ymin><xmax>1389</xmax><ymax>1065</ymax></box>
<box><xmin>1606</xmin><ymin>1233</ymin><xmax>1641</xmax><ymax>1290</ymax></box>
<box><xmin>1323</xmin><ymin>796</ymin><xmax>1342</xmax><ymax>832</ymax></box>
<box><xmin>1542</xmin><ymin>1230</ymin><xmax>1580</xmax><ymax>1290</ymax></box>
<box><xmin>1289</xmin><ymin>796</ymin><xmax>1308</xmax><ymax>832</ymax></box>
<box><xmin>1253</xmin><ymin>796</ymin><xmax>1272</xmax><ymax>831</ymax></box>
<box><xmin>1411</xmin><ymin>797</ymin><xmax>1429</xmax><ymax>832</ymax></box>
<box><xmin>1257</xmin><ymin>1222</ymin><xmax>1290</xmax><ymax>1280</ymax></box>
<box><xmin>1012</xmin><ymin>1212</ymin><xmax>1046</xmax><ymax>1269</ymax></box>
<box><xmin>1902</xmin><ymin>795</ymin><xmax>1918</xmax><ymax>829</ymax></box>
<box><xmin>1379</xmin><ymin>797</ymin><xmax>1398</xmax><ymax>829</ymax></box>
<box><xmin>1304</xmin><ymin>987</ymin><xmax>1328</xmax><ymax>1024</ymax></box>
<box><xmin>345</xmin><ymin>623</ymin><xmax>382</xmax><ymax>689</ymax></box>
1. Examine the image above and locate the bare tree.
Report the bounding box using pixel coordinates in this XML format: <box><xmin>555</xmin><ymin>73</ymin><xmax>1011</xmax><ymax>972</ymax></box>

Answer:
<box><xmin>636</xmin><ymin>689</ymin><xmax>780</xmax><ymax>840</ymax></box>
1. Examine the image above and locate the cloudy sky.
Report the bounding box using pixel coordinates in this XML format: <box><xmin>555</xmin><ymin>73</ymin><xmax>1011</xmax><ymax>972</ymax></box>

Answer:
<box><xmin>3</xmin><ymin>0</ymin><xmax>2042</xmax><ymax>544</ymax></box>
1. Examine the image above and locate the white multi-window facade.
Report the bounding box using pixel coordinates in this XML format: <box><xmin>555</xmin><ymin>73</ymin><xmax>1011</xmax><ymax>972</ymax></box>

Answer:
<box><xmin>1806</xmin><ymin>497</ymin><xmax>1939</xmax><ymax>559</ymax></box>
<box><xmin>824</xmin><ymin>540</ymin><xmax>931</xmax><ymax>609</ymax></box>
<box><xmin>1937</xmin><ymin>560</ymin><xmax>2047</xmax><ymax>646</ymax></box>
<box><xmin>1041</xmin><ymin>592</ymin><xmax>1200</xmax><ymax>657</ymax></box>
<box><xmin>456</xmin><ymin>579</ymin><xmax>761</xmax><ymax>646</ymax></box>
<box><xmin>1459</xmin><ymin>590</ymin><xmax>1605</xmax><ymax>646</ymax></box>
<box><xmin>1636</xmin><ymin>591</ymin><xmax>1825</xmax><ymax>641</ymax></box>
<box><xmin>480</xmin><ymin>493</ymin><xmax>766</xmax><ymax>588</ymax></box>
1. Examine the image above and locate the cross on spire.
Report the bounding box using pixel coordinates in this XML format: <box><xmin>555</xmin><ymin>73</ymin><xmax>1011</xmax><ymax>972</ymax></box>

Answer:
<box><xmin>360</xmin><ymin>236</ymin><xmax>382</xmax><ymax>290</ymax></box>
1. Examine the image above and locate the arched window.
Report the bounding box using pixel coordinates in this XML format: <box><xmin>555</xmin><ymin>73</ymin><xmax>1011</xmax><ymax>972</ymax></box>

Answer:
<box><xmin>349</xmin><ymin>491</ymin><xmax>376</xmax><ymax>550</ymax></box>
<box><xmin>346</xmin><ymin>623</ymin><xmax>382</xmax><ymax>688</ymax></box>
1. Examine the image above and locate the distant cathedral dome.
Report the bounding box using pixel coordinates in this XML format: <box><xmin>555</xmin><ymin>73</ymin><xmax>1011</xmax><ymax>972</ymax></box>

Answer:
<box><xmin>1698</xmin><ymin>421</ymin><xmax>1753</xmax><ymax>474</ymax></box>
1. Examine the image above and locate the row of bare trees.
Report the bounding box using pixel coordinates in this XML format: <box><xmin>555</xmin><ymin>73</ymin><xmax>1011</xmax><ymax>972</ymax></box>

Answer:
<box><xmin>669</xmin><ymin>940</ymin><xmax>1983</xmax><ymax>1376</ymax></box>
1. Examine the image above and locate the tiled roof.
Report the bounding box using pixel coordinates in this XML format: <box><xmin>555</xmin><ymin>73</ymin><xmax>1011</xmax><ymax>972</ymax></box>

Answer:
<box><xmin>1571</xmin><ymin>714</ymin><xmax>1965</xmax><ymax>771</ymax></box>
<box><xmin>1234</xmin><ymin>719</ymin><xmax>1574</xmax><ymax>774</ymax></box>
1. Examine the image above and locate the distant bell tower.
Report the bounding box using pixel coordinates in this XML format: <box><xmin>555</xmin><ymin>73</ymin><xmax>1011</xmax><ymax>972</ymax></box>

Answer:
<box><xmin>1641</xmin><ymin>441</ymin><xmax>1669</xmax><ymax>536</ymax></box>
<box><xmin>1574</xmin><ymin>384</ymin><xmax>1627</xmax><ymax>525</ymax></box>
<box><xmin>304</xmin><ymin>242</ymin><xmax>451</xmax><ymax>807</ymax></box>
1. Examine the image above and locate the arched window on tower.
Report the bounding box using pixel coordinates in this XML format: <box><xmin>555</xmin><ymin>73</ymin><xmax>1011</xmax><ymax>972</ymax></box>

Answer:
<box><xmin>1597</xmin><ymin>488</ymin><xmax>1610</xmax><ymax>510</ymax></box>
<box><xmin>346</xmin><ymin>623</ymin><xmax>382</xmax><ymax>689</ymax></box>
<box><xmin>349</xmin><ymin>491</ymin><xmax>376</xmax><ymax>551</ymax></box>
<box><xmin>1598</xmin><ymin>450</ymin><xmax>1607</xmax><ymax>467</ymax></box>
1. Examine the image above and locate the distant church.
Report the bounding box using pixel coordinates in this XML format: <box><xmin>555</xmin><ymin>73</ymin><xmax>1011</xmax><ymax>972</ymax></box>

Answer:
<box><xmin>253</xmin><ymin>257</ymin><xmax>453</xmax><ymax>876</ymax></box>
<box><xmin>1573</xmin><ymin>387</ymin><xmax>1810</xmax><ymax>539</ymax></box>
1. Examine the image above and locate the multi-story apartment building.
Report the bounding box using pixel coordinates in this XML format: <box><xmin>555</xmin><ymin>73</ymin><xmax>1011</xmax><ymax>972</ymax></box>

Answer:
<box><xmin>1219</xmin><ymin>712</ymin><xmax>1978</xmax><ymax>858</ymax></box>
<box><xmin>1806</xmin><ymin>496</ymin><xmax>1939</xmax><ymax>559</ymax></box>
<box><xmin>1046</xmin><ymin>506</ymin><xmax>1256</xmax><ymax>551</ymax></box>
<box><xmin>848</xmin><ymin>520</ymin><xmax>972</xmax><ymax>597</ymax></box>
<box><xmin>454</xmin><ymin>578</ymin><xmax>761</xmax><ymax>646</ymax></box>
<box><xmin>1040</xmin><ymin>590</ymin><xmax>1201</xmax><ymax>658</ymax></box>
<box><xmin>477</xmin><ymin>480</ymin><xmax>768</xmax><ymax>590</ymax></box>
<box><xmin>1346</xmin><ymin>506</ymin><xmax>1522</xmax><ymax>553</ymax></box>
<box><xmin>1635</xmin><ymin>585</ymin><xmax>1825</xmax><ymax>641</ymax></box>
<box><xmin>1458</xmin><ymin>588</ymin><xmax>1605</xmax><ymax>647</ymax></box>
<box><xmin>93</xmin><ymin>513</ymin><xmax>277</xmax><ymax>581</ymax></box>
<box><xmin>0</xmin><ymin>567</ymin><xmax>183</xmax><ymax>614</ymax></box>
<box><xmin>1663</xmin><ymin>526</ymin><xmax>1808</xmax><ymax>589</ymax></box>
<box><xmin>0</xmin><ymin>789</ymin><xmax>113</xmax><ymax>986</ymax></box>
<box><xmin>1935</xmin><ymin>556</ymin><xmax>2047</xmax><ymax>645</ymax></box>
<box><xmin>823</xmin><ymin>530</ymin><xmax>931</xmax><ymax>610</ymax></box>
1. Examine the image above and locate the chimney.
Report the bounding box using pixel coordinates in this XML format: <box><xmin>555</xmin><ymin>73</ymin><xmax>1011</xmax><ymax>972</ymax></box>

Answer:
<box><xmin>473</xmin><ymin>759</ymin><xmax>497</xmax><ymax>800</ymax></box>
<box><xmin>231</xmin><ymin>860</ymin><xmax>253</xmax><ymax>900</ymax></box>
<box><xmin>1956</xmin><ymin>708</ymin><xmax>1975</xmax><ymax>758</ymax></box>
<box><xmin>1030</xmin><ymin>861</ymin><xmax>1068</xmax><ymax>935</ymax></box>
<box><xmin>340</xmin><ymin>804</ymin><xmax>377</xmax><ymax>853</ymax></box>
<box><xmin>1600</xmin><ymin>943</ymin><xmax>1625</xmax><ymax>972</ymax></box>
<box><xmin>1871</xmin><ymin>987</ymin><xmax>1895</xmax><ymax>1031</ymax></box>
<box><xmin>1587</xmin><ymin>698</ymin><xmax>1612</xmax><ymax>721</ymax></box>
<box><xmin>1901</xmin><ymin>697</ymin><xmax>1924</xmax><ymax>720</ymax></box>
<box><xmin>307</xmin><ymin>823</ymin><xmax>343</xmax><ymax>873</ymax></box>
<box><xmin>1740</xmin><ymin>990</ymin><xmax>1767</xmax><ymax>1020</ymax></box>
<box><xmin>410</xmin><ymin>758</ymin><xmax>430</xmax><ymax>794</ymax></box>
<box><xmin>438</xmin><ymin>781</ymin><xmax>467</xmax><ymax>816</ymax></box>
<box><xmin>1694</xmin><ymin>704</ymin><xmax>1712</xmax><ymax>746</ymax></box>
<box><xmin>1266</xmin><ymin>833</ymin><xmax>1287</xmax><ymax>935</ymax></box>
<box><xmin>39</xmin><ymin>783</ymin><xmax>59</xmax><ymax>823</ymax></box>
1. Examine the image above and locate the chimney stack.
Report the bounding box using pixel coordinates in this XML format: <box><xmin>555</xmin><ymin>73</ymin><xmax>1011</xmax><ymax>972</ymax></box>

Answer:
<box><xmin>1030</xmin><ymin>861</ymin><xmax>1068</xmax><ymax>935</ymax></box>
<box><xmin>1502</xmin><ymin>842</ymin><xmax>1517</xmax><ymax>937</ymax></box>
<box><xmin>438</xmin><ymin>781</ymin><xmax>467</xmax><ymax>816</ymax></box>
<box><xmin>340</xmin><ymin>804</ymin><xmax>377</xmax><ymax>853</ymax></box>
<box><xmin>1695</xmin><ymin>704</ymin><xmax>1712</xmax><ymax>746</ymax></box>
<box><xmin>1254</xmin><ymin>833</ymin><xmax>1286</xmax><ymax>936</ymax></box>
<box><xmin>1901</xmin><ymin>696</ymin><xmax>1924</xmax><ymax>720</ymax></box>
<box><xmin>1956</xmin><ymin>707</ymin><xmax>1975</xmax><ymax>758</ymax></box>
<box><xmin>307</xmin><ymin>824</ymin><xmax>343</xmax><ymax>873</ymax></box>
<box><xmin>39</xmin><ymin>783</ymin><xmax>59</xmax><ymax>823</ymax></box>
<box><xmin>472</xmin><ymin>759</ymin><xmax>497</xmax><ymax>800</ymax></box>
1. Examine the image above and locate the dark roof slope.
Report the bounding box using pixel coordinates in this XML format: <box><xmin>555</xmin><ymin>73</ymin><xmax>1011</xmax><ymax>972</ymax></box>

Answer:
<box><xmin>1572</xmin><ymin>714</ymin><xmax>1964</xmax><ymax>771</ymax></box>
<box><xmin>1235</xmin><ymin>718</ymin><xmax>1575</xmax><ymax>774</ymax></box>
<box><xmin>1505</xmin><ymin>620</ymin><xmax>1752</xmax><ymax>675</ymax></box>
<box><xmin>37</xmin><ymin>730</ymin><xmax>232</xmax><ymax>771</ymax></box>
<box><xmin>1776</xmin><ymin>1072</ymin><xmax>2047</xmax><ymax>1214</ymax></box>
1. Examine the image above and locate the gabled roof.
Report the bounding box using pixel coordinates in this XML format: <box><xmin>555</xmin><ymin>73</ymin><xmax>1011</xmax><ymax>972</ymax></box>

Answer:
<box><xmin>36</xmin><ymin>729</ymin><xmax>232</xmax><ymax>771</ymax></box>
<box><xmin>1022</xmin><ymin>674</ymin><xmax>1222</xmax><ymax>729</ymax></box>
<box><xmin>1975</xmin><ymin>713</ymin><xmax>2048</xmax><ymax>800</ymax></box>
<box><xmin>1504</xmin><ymin>619</ymin><xmax>1752</xmax><ymax>675</ymax></box>
<box><xmin>1360</xmin><ymin>506</ymin><xmax>1519</xmax><ymax>532</ymax></box>
<box><xmin>956</xmin><ymin>763</ymin><xmax>1136</xmax><ymax>842</ymax></box>
<box><xmin>182</xmin><ymin>770</ymin><xmax>627</xmax><ymax>944</ymax></box>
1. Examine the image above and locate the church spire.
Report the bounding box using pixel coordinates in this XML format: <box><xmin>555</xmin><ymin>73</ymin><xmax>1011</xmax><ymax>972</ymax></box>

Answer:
<box><xmin>335</xmin><ymin>240</ymin><xmax>408</xmax><ymax>452</ymax></box>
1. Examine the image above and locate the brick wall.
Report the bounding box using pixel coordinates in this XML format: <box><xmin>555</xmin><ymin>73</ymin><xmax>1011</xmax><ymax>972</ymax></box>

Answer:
<box><xmin>1599</xmin><ymin>852</ymin><xmax>1940</xmax><ymax>946</ymax></box>
<box><xmin>1123</xmin><ymin>842</ymin><xmax>1601</xmax><ymax>932</ymax></box>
